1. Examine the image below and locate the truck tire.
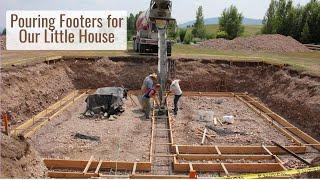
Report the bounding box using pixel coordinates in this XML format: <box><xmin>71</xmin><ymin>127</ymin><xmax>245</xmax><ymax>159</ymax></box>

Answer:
<box><xmin>140</xmin><ymin>44</ymin><xmax>146</xmax><ymax>53</ymax></box>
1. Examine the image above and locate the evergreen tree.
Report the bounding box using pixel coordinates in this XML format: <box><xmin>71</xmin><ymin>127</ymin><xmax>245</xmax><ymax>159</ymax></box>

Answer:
<box><xmin>192</xmin><ymin>6</ymin><xmax>206</xmax><ymax>39</ymax></box>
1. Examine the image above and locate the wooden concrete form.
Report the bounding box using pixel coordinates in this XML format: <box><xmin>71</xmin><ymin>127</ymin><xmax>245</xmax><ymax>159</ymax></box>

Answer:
<box><xmin>44</xmin><ymin>159</ymin><xmax>151</xmax><ymax>171</ymax></box>
<box><xmin>176</xmin><ymin>154</ymin><xmax>275</xmax><ymax>161</ymax></box>
<box><xmin>42</xmin><ymin>91</ymin><xmax>317</xmax><ymax>178</ymax></box>
<box><xmin>182</xmin><ymin>92</ymin><xmax>320</xmax><ymax>151</ymax></box>
<box><xmin>174</xmin><ymin>162</ymin><xmax>285</xmax><ymax>173</ymax></box>
<box><xmin>175</xmin><ymin>145</ymin><xmax>306</xmax><ymax>155</ymax></box>
<box><xmin>237</xmin><ymin>93</ymin><xmax>320</xmax><ymax>151</ymax></box>
<box><xmin>11</xmin><ymin>89</ymin><xmax>91</xmax><ymax>138</ymax></box>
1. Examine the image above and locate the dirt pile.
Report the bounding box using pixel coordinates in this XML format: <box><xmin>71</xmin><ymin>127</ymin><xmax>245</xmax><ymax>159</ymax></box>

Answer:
<box><xmin>0</xmin><ymin>134</ymin><xmax>47</xmax><ymax>178</ymax></box>
<box><xmin>0</xmin><ymin>36</ymin><xmax>6</xmax><ymax>50</ymax></box>
<box><xmin>199</xmin><ymin>34</ymin><xmax>311</xmax><ymax>53</ymax></box>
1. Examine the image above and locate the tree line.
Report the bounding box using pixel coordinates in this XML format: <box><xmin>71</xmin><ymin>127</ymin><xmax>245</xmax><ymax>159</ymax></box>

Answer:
<box><xmin>262</xmin><ymin>0</ymin><xmax>320</xmax><ymax>43</ymax></box>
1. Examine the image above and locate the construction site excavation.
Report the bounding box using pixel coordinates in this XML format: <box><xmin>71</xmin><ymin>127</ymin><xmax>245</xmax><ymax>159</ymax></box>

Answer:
<box><xmin>1</xmin><ymin>56</ymin><xmax>320</xmax><ymax>178</ymax></box>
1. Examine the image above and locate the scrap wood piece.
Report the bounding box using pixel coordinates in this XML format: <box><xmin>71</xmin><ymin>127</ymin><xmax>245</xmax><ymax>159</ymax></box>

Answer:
<box><xmin>214</xmin><ymin>118</ymin><xmax>218</xmax><ymax>126</ymax></box>
<box><xmin>217</xmin><ymin>117</ymin><xmax>223</xmax><ymax>125</ymax></box>
<box><xmin>201</xmin><ymin>128</ymin><xmax>208</xmax><ymax>145</ymax></box>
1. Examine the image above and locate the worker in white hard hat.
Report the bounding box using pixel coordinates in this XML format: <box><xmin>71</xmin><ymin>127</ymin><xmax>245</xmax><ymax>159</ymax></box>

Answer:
<box><xmin>167</xmin><ymin>79</ymin><xmax>183</xmax><ymax>115</ymax></box>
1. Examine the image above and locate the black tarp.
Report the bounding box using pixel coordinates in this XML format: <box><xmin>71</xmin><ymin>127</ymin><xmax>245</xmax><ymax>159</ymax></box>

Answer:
<box><xmin>84</xmin><ymin>87</ymin><xmax>127</xmax><ymax>117</ymax></box>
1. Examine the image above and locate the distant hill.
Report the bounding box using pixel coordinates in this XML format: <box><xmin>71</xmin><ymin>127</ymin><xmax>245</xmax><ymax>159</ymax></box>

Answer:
<box><xmin>179</xmin><ymin>17</ymin><xmax>262</xmax><ymax>28</ymax></box>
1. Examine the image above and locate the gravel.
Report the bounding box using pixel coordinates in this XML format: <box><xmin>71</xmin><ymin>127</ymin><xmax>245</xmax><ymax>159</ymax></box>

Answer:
<box><xmin>169</xmin><ymin>96</ymin><xmax>294</xmax><ymax>146</ymax></box>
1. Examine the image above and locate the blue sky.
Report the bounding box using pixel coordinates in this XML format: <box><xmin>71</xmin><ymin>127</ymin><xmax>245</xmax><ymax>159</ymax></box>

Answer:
<box><xmin>1</xmin><ymin>0</ymin><xmax>311</xmax><ymax>29</ymax></box>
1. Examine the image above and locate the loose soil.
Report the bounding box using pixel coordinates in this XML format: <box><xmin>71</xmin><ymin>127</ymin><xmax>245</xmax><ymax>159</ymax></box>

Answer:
<box><xmin>30</xmin><ymin>95</ymin><xmax>151</xmax><ymax>162</ymax></box>
<box><xmin>168</xmin><ymin>96</ymin><xmax>294</xmax><ymax>146</ymax></box>
<box><xmin>0</xmin><ymin>134</ymin><xmax>47</xmax><ymax>178</ymax></box>
<box><xmin>199</xmin><ymin>34</ymin><xmax>311</xmax><ymax>53</ymax></box>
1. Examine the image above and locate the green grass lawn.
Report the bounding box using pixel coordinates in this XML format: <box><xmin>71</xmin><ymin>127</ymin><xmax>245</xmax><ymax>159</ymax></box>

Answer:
<box><xmin>186</xmin><ymin>24</ymin><xmax>262</xmax><ymax>37</ymax></box>
<box><xmin>173</xmin><ymin>44</ymin><xmax>320</xmax><ymax>76</ymax></box>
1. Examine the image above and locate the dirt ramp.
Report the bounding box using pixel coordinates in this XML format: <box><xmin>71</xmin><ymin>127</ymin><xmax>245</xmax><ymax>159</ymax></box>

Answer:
<box><xmin>0</xmin><ymin>134</ymin><xmax>47</xmax><ymax>178</ymax></box>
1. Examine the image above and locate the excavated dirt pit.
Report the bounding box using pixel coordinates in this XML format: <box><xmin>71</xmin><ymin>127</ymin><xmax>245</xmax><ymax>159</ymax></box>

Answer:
<box><xmin>1</xmin><ymin>56</ymin><xmax>320</xmax><ymax>177</ymax></box>
<box><xmin>30</xmin><ymin>95</ymin><xmax>150</xmax><ymax>162</ymax></box>
<box><xmin>168</xmin><ymin>96</ymin><xmax>294</xmax><ymax>146</ymax></box>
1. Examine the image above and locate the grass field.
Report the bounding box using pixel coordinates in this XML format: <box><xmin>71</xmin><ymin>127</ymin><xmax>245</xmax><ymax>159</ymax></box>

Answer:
<box><xmin>173</xmin><ymin>44</ymin><xmax>320</xmax><ymax>76</ymax></box>
<box><xmin>186</xmin><ymin>24</ymin><xmax>262</xmax><ymax>37</ymax></box>
<box><xmin>204</xmin><ymin>24</ymin><xmax>262</xmax><ymax>37</ymax></box>
<box><xmin>1</xmin><ymin>40</ymin><xmax>319</xmax><ymax>76</ymax></box>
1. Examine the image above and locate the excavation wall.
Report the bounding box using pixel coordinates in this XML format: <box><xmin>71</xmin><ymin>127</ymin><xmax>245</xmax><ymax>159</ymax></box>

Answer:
<box><xmin>1</xmin><ymin>56</ymin><xmax>319</xmax><ymax>140</ymax></box>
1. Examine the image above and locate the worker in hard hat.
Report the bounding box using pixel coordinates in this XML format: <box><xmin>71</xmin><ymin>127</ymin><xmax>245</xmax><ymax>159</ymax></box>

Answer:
<box><xmin>141</xmin><ymin>73</ymin><xmax>158</xmax><ymax>94</ymax></box>
<box><xmin>141</xmin><ymin>84</ymin><xmax>160</xmax><ymax>119</ymax></box>
<box><xmin>168</xmin><ymin>79</ymin><xmax>182</xmax><ymax>115</ymax></box>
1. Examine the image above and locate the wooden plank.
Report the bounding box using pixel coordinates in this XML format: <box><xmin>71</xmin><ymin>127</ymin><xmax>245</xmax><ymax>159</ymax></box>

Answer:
<box><xmin>94</xmin><ymin>159</ymin><xmax>103</xmax><ymax>174</ymax></box>
<box><xmin>215</xmin><ymin>145</ymin><xmax>222</xmax><ymax>155</ymax></box>
<box><xmin>149</xmin><ymin>107</ymin><xmax>155</xmax><ymax>162</ymax></box>
<box><xmin>130</xmin><ymin>174</ymin><xmax>189</xmax><ymax>179</ymax></box>
<box><xmin>43</xmin><ymin>159</ymin><xmax>151</xmax><ymax>171</ymax></box>
<box><xmin>272</xmin><ymin>141</ymin><xmax>311</xmax><ymax>165</ymax></box>
<box><xmin>47</xmin><ymin>172</ymin><xmax>98</xmax><ymax>178</ymax></box>
<box><xmin>11</xmin><ymin>90</ymin><xmax>79</xmax><ymax>136</ymax></box>
<box><xmin>240</xmin><ymin>94</ymin><xmax>320</xmax><ymax>150</ymax></box>
<box><xmin>214</xmin><ymin>118</ymin><xmax>218</xmax><ymax>126</ymax></box>
<box><xmin>235</xmin><ymin>95</ymin><xmax>303</xmax><ymax>145</ymax></box>
<box><xmin>189</xmin><ymin>162</ymin><xmax>193</xmax><ymax>171</ymax></box>
<box><xmin>176</xmin><ymin>145</ymin><xmax>306</xmax><ymax>154</ymax></box>
<box><xmin>83</xmin><ymin>156</ymin><xmax>94</xmax><ymax>174</ymax></box>
<box><xmin>132</xmin><ymin>162</ymin><xmax>137</xmax><ymax>175</ymax></box>
<box><xmin>183</xmin><ymin>92</ymin><xmax>234</xmax><ymax>97</ymax></box>
<box><xmin>221</xmin><ymin>163</ymin><xmax>229</xmax><ymax>176</ymax></box>
<box><xmin>177</xmin><ymin>154</ymin><xmax>273</xmax><ymax>161</ymax></box>
<box><xmin>174</xmin><ymin>162</ymin><xmax>284</xmax><ymax>173</ymax></box>
<box><xmin>284</xmin><ymin>127</ymin><xmax>320</xmax><ymax>151</ymax></box>
<box><xmin>201</xmin><ymin>128</ymin><xmax>207</xmax><ymax>145</ymax></box>
<box><xmin>23</xmin><ymin>91</ymin><xmax>88</xmax><ymax>138</ymax></box>
<box><xmin>262</xmin><ymin>145</ymin><xmax>273</xmax><ymax>156</ymax></box>
<box><xmin>176</xmin><ymin>145</ymin><xmax>180</xmax><ymax>155</ymax></box>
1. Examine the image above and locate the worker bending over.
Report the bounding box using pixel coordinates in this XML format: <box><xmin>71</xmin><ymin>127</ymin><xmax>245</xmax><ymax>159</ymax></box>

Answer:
<box><xmin>142</xmin><ymin>84</ymin><xmax>160</xmax><ymax>119</ymax></box>
<box><xmin>141</xmin><ymin>73</ymin><xmax>158</xmax><ymax>93</ymax></box>
<box><xmin>168</xmin><ymin>79</ymin><xmax>183</xmax><ymax>115</ymax></box>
